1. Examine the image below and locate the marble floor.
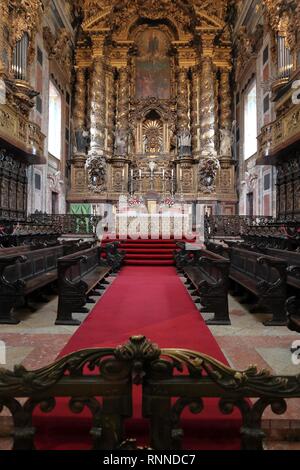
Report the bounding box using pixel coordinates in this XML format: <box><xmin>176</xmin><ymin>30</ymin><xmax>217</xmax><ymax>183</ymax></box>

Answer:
<box><xmin>0</xmin><ymin>273</ymin><xmax>299</xmax><ymax>449</ymax></box>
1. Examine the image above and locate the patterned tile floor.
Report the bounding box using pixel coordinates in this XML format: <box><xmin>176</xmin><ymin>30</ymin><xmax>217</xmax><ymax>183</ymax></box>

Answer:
<box><xmin>0</xmin><ymin>274</ymin><xmax>299</xmax><ymax>449</ymax></box>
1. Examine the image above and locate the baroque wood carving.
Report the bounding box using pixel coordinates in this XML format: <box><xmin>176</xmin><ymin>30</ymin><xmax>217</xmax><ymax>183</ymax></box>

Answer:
<box><xmin>68</xmin><ymin>0</ymin><xmax>237</xmax><ymax>208</ymax></box>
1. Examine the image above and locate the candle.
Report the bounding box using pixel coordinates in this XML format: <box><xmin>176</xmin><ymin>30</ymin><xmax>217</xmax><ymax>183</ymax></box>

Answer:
<box><xmin>131</xmin><ymin>169</ymin><xmax>133</xmax><ymax>178</ymax></box>
<box><xmin>162</xmin><ymin>169</ymin><xmax>165</xmax><ymax>179</ymax></box>
<box><xmin>139</xmin><ymin>169</ymin><xmax>142</xmax><ymax>179</ymax></box>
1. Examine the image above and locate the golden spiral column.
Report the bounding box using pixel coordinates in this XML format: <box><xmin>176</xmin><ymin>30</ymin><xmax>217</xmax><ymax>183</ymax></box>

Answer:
<box><xmin>90</xmin><ymin>56</ymin><xmax>106</xmax><ymax>153</ymax></box>
<box><xmin>73</xmin><ymin>67</ymin><xmax>86</xmax><ymax>133</ymax></box>
<box><xmin>200</xmin><ymin>56</ymin><xmax>216</xmax><ymax>157</ymax></box>
<box><xmin>191</xmin><ymin>65</ymin><xmax>200</xmax><ymax>156</ymax></box>
<box><xmin>117</xmin><ymin>67</ymin><xmax>129</xmax><ymax>135</ymax></box>
<box><xmin>86</xmin><ymin>36</ymin><xmax>107</xmax><ymax>193</ymax></box>
<box><xmin>177</xmin><ymin>68</ymin><xmax>190</xmax><ymax>132</ymax></box>
<box><xmin>106</xmin><ymin>65</ymin><xmax>116</xmax><ymax>156</ymax></box>
<box><xmin>219</xmin><ymin>67</ymin><xmax>233</xmax><ymax>165</ymax></box>
<box><xmin>220</xmin><ymin>69</ymin><xmax>232</xmax><ymax>132</ymax></box>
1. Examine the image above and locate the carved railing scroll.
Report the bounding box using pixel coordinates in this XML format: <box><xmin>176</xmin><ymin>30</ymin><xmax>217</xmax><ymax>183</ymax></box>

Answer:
<box><xmin>1</xmin><ymin>336</ymin><xmax>300</xmax><ymax>450</ymax></box>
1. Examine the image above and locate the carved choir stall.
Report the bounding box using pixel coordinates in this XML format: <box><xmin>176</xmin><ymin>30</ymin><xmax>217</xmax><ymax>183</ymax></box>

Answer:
<box><xmin>69</xmin><ymin>0</ymin><xmax>237</xmax><ymax>214</ymax></box>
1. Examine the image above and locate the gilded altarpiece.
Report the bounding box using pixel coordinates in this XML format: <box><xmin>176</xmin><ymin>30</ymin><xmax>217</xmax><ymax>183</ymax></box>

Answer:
<box><xmin>69</xmin><ymin>0</ymin><xmax>237</xmax><ymax>213</ymax></box>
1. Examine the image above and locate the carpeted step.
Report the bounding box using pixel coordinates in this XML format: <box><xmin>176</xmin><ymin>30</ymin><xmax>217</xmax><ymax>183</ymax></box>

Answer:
<box><xmin>126</xmin><ymin>254</ymin><xmax>173</xmax><ymax>260</ymax></box>
<box><xmin>125</xmin><ymin>249</ymin><xmax>175</xmax><ymax>254</ymax></box>
<box><xmin>123</xmin><ymin>246</ymin><xmax>176</xmax><ymax>250</ymax></box>
<box><xmin>125</xmin><ymin>260</ymin><xmax>174</xmax><ymax>266</ymax></box>
<box><xmin>101</xmin><ymin>237</ymin><xmax>196</xmax><ymax>266</ymax></box>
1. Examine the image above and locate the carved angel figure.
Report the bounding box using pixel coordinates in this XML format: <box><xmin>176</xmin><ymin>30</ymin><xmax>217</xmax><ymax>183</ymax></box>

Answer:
<box><xmin>114</xmin><ymin>128</ymin><xmax>127</xmax><ymax>156</ymax></box>
<box><xmin>178</xmin><ymin>128</ymin><xmax>192</xmax><ymax>156</ymax></box>
<box><xmin>220</xmin><ymin>129</ymin><xmax>233</xmax><ymax>157</ymax></box>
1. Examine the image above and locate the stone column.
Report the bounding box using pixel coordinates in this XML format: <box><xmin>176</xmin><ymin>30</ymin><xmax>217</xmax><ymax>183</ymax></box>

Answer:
<box><xmin>200</xmin><ymin>55</ymin><xmax>216</xmax><ymax>157</ymax></box>
<box><xmin>0</xmin><ymin>0</ymin><xmax>9</xmax><ymax>77</ymax></box>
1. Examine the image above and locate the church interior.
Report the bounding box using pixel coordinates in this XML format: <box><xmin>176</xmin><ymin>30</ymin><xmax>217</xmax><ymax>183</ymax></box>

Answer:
<box><xmin>0</xmin><ymin>0</ymin><xmax>300</xmax><ymax>452</ymax></box>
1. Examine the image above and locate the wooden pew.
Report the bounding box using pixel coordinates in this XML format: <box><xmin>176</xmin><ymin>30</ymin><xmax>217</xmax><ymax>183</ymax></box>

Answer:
<box><xmin>229</xmin><ymin>247</ymin><xmax>287</xmax><ymax>326</ymax></box>
<box><xmin>0</xmin><ymin>241</ymin><xmax>94</xmax><ymax>324</ymax></box>
<box><xmin>0</xmin><ymin>245</ymin><xmax>65</xmax><ymax>324</ymax></box>
<box><xmin>179</xmin><ymin>247</ymin><xmax>231</xmax><ymax>325</ymax></box>
<box><xmin>56</xmin><ymin>246</ymin><xmax>111</xmax><ymax>325</ymax></box>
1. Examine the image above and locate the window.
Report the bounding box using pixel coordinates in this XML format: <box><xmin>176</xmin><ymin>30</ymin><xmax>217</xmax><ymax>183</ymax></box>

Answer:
<box><xmin>36</xmin><ymin>95</ymin><xmax>42</xmax><ymax>114</ymax></box>
<box><xmin>244</xmin><ymin>81</ymin><xmax>257</xmax><ymax>159</ymax></box>
<box><xmin>263</xmin><ymin>45</ymin><xmax>269</xmax><ymax>65</ymax></box>
<box><xmin>263</xmin><ymin>94</ymin><xmax>270</xmax><ymax>113</ymax></box>
<box><xmin>51</xmin><ymin>192</ymin><xmax>59</xmax><ymax>215</ymax></box>
<box><xmin>34</xmin><ymin>172</ymin><xmax>41</xmax><ymax>190</ymax></box>
<box><xmin>48</xmin><ymin>81</ymin><xmax>62</xmax><ymax>159</ymax></box>
<box><xmin>264</xmin><ymin>173</ymin><xmax>271</xmax><ymax>191</ymax></box>
<box><xmin>247</xmin><ymin>192</ymin><xmax>254</xmax><ymax>217</ymax></box>
<box><xmin>37</xmin><ymin>46</ymin><xmax>43</xmax><ymax>66</ymax></box>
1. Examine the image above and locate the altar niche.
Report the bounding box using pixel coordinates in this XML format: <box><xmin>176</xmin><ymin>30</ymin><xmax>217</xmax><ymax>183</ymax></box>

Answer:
<box><xmin>135</xmin><ymin>28</ymin><xmax>171</xmax><ymax>100</ymax></box>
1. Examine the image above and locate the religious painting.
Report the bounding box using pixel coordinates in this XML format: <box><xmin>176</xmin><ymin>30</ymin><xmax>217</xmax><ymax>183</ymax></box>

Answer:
<box><xmin>135</xmin><ymin>29</ymin><xmax>171</xmax><ymax>100</ymax></box>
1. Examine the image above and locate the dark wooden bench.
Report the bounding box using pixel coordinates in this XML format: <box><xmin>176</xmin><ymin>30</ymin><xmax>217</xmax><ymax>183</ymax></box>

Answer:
<box><xmin>205</xmin><ymin>240</ymin><xmax>230</xmax><ymax>259</ymax></box>
<box><xmin>174</xmin><ymin>242</ymin><xmax>197</xmax><ymax>270</ymax></box>
<box><xmin>229</xmin><ymin>246</ymin><xmax>287</xmax><ymax>326</ymax></box>
<box><xmin>286</xmin><ymin>295</ymin><xmax>300</xmax><ymax>333</ymax></box>
<box><xmin>0</xmin><ymin>245</ymin><xmax>65</xmax><ymax>324</ymax></box>
<box><xmin>180</xmin><ymin>248</ymin><xmax>231</xmax><ymax>325</ymax></box>
<box><xmin>255</xmin><ymin>248</ymin><xmax>300</xmax><ymax>291</ymax></box>
<box><xmin>285</xmin><ymin>265</ymin><xmax>300</xmax><ymax>334</ymax></box>
<box><xmin>101</xmin><ymin>241</ymin><xmax>125</xmax><ymax>272</ymax></box>
<box><xmin>56</xmin><ymin>246</ymin><xmax>111</xmax><ymax>326</ymax></box>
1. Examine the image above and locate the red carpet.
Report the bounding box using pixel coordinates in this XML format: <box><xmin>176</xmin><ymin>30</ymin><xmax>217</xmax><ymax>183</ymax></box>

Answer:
<box><xmin>35</xmin><ymin>267</ymin><xmax>241</xmax><ymax>450</ymax></box>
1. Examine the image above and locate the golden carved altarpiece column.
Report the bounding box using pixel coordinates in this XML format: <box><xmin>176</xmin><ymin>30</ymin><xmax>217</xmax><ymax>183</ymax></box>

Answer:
<box><xmin>68</xmin><ymin>0</ymin><xmax>237</xmax><ymax>213</ymax></box>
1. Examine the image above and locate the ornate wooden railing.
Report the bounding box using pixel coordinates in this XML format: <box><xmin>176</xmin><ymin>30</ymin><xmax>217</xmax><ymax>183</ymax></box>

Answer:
<box><xmin>26</xmin><ymin>213</ymin><xmax>106</xmax><ymax>235</ymax></box>
<box><xmin>0</xmin><ymin>103</ymin><xmax>45</xmax><ymax>160</ymax></box>
<box><xmin>204</xmin><ymin>215</ymin><xmax>275</xmax><ymax>240</ymax></box>
<box><xmin>257</xmin><ymin>102</ymin><xmax>300</xmax><ymax>160</ymax></box>
<box><xmin>0</xmin><ymin>336</ymin><xmax>299</xmax><ymax>450</ymax></box>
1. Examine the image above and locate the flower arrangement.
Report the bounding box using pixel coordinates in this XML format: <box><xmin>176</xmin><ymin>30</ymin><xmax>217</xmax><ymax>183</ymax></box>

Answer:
<box><xmin>160</xmin><ymin>196</ymin><xmax>175</xmax><ymax>208</ymax></box>
<box><xmin>128</xmin><ymin>196</ymin><xmax>144</xmax><ymax>207</ymax></box>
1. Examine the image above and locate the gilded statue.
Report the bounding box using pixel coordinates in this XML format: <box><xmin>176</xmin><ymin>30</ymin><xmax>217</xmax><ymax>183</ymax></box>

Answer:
<box><xmin>178</xmin><ymin>129</ymin><xmax>192</xmax><ymax>157</ymax></box>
